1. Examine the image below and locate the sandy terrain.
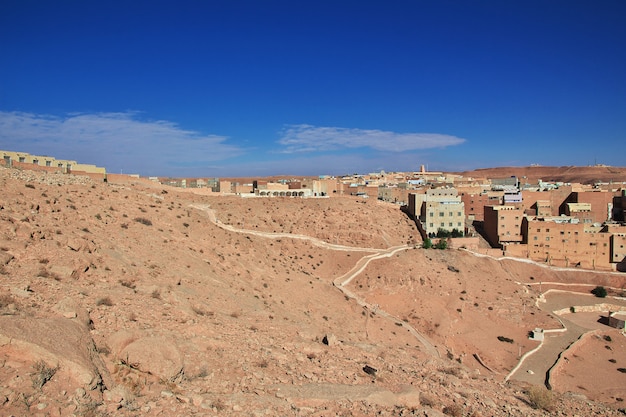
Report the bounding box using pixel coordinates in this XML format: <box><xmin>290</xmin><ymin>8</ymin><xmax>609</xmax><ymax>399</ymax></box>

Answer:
<box><xmin>0</xmin><ymin>165</ymin><xmax>624</xmax><ymax>416</ymax></box>
<box><xmin>460</xmin><ymin>165</ymin><xmax>626</xmax><ymax>185</ymax></box>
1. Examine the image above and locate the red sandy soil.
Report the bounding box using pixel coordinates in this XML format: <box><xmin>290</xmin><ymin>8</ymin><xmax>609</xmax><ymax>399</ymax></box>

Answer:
<box><xmin>551</xmin><ymin>330</ymin><xmax>626</xmax><ymax>405</ymax></box>
<box><xmin>0</xmin><ymin>166</ymin><xmax>624</xmax><ymax>416</ymax></box>
<box><xmin>460</xmin><ymin>165</ymin><xmax>626</xmax><ymax>185</ymax></box>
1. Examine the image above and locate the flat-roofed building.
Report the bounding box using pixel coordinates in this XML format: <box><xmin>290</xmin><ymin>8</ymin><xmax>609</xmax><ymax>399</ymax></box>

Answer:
<box><xmin>409</xmin><ymin>188</ymin><xmax>465</xmax><ymax>237</ymax></box>
<box><xmin>483</xmin><ymin>205</ymin><xmax>523</xmax><ymax>247</ymax></box>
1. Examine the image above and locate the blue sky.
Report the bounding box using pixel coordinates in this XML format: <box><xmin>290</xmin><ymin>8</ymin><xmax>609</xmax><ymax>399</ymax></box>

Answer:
<box><xmin>1</xmin><ymin>1</ymin><xmax>624</xmax><ymax>177</ymax></box>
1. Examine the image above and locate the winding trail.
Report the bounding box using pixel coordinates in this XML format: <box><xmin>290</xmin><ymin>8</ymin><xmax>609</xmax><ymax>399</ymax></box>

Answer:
<box><xmin>190</xmin><ymin>203</ymin><xmax>440</xmax><ymax>358</ymax></box>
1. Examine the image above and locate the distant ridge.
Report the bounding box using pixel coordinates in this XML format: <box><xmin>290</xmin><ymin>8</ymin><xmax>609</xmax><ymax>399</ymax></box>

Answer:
<box><xmin>459</xmin><ymin>165</ymin><xmax>626</xmax><ymax>185</ymax></box>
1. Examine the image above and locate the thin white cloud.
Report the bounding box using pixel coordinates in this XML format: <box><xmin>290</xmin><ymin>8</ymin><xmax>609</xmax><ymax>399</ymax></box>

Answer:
<box><xmin>278</xmin><ymin>124</ymin><xmax>466</xmax><ymax>153</ymax></box>
<box><xmin>0</xmin><ymin>111</ymin><xmax>244</xmax><ymax>176</ymax></box>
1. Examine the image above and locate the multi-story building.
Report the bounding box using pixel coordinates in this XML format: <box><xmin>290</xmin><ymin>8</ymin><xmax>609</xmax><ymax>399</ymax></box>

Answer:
<box><xmin>483</xmin><ymin>205</ymin><xmax>523</xmax><ymax>247</ymax></box>
<box><xmin>560</xmin><ymin>190</ymin><xmax>619</xmax><ymax>223</ymax></box>
<box><xmin>409</xmin><ymin>188</ymin><xmax>465</xmax><ymax>237</ymax></box>
<box><xmin>521</xmin><ymin>216</ymin><xmax>626</xmax><ymax>270</ymax></box>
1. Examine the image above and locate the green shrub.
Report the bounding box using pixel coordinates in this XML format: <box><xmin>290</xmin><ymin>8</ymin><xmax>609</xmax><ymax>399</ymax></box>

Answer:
<box><xmin>423</xmin><ymin>238</ymin><xmax>433</xmax><ymax>249</ymax></box>
<box><xmin>591</xmin><ymin>286</ymin><xmax>607</xmax><ymax>298</ymax></box>
<box><xmin>435</xmin><ymin>239</ymin><xmax>448</xmax><ymax>250</ymax></box>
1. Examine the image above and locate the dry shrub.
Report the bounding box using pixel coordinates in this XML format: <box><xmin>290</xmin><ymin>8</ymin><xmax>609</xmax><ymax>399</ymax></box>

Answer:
<box><xmin>420</xmin><ymin>393</ymin><xmax>437</xmax><ymax>407</ymax></box>
<box><xmin>96</xmin><ymin>296</ymin><xmax>113</xmax><ymax>306</ymax></box>
<box><xmin>443</xmin><ymin>404</ymin><xmax>463</xmax><ymax>417</ymax></box>
<box><xmin>0</xmin><ymin>293</ymin><xmax>15</xmax><ymax>308</ymax></box>
<box><xmin>134</xmin><ymin>217</ymin><xmax>152</xmax><ymax>226</ymax></box>
<box><xmin>31</xmin><ymin>360</ymin><xmax>58</xmax><ymax>389</ymax></box>
<box><xmin>527</xmin><ymin>385</ymin><xmax>554</xmax><ymax>411</ymax></box>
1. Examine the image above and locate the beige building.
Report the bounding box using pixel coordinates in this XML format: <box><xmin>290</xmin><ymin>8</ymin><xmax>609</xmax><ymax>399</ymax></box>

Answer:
<box><xmin>519</xmin><ymin>216</ymin><xmax>626</xmax><ymax>270</ymax></box>
<box><xmin>483</xmin><ymin>205</ymin><xmax>523</xmax><ymax>247</ymax></box>
<box><xmin>409</xmin><ymin>188</ymin><xmax>465</xmax><ymax>237</ymax></box>
<box><xmin>1</xmin><ymin>150</ymin><xmax>106</xmax><ymax>180</ymax></box>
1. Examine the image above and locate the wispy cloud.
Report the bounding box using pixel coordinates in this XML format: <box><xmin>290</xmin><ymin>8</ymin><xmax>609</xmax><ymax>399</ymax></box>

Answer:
<box><xmin>0</xmin><ymin>111</ymin><xmax>244</xmax><ymax>176</ymax></box>
<box><xmin>278</xmin><ymin>124</ymin><xmax>466</xmax><ymax>153</ymax></box>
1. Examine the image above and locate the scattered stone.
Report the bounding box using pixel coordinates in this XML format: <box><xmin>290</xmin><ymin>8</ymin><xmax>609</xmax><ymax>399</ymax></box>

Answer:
<box><xmin>363</xmin><ymin>365</ymin><xmax>377</xmax><ymax>377</ymax></box>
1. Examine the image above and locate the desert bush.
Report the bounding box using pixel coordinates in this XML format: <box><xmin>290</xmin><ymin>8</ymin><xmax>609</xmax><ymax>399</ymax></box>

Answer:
<box><xmin>420</xmin><ymin>393</ymin><xmax>437</xmax><ymax>407</ymax></box>
<box><xmin>151</xmin><ymin>289</ymin><xmax>161</xmax><ymax>299</ymax></box>
<box><xmin>435</xmin><ymin>239</ymin><xmax>448</xmax><ymax>250</ymax></box>
<box><xmin>96</xmin><ymin>296</ymin><xmax>113</xmax><ymax>306</ymax></box>
<box><xmin>423</xmin><ymin>238</ymin><xmax>433</xmax><ymax>249</ymax></box>
<box><xmin>443</xmin><ymin>404</ymin><xmax>463</xmax><ymax>417</ymax></box>
<box><xmin>526</xmin><ymin>385</ymin><xmax>554</xmax><ymax>411</ymax></box>
<box><xmin>119</xmin><ymin>280</ymin><xmax>136</xmax><ymax>289</ymax></box>
<box><xmin>0</xmin><ymin>293</ymin><xmax>15</xmax><ymax>308</ymax></box>
<box><xmin>497</xmin><ymin>336</ymin><xmax>514</xmax><ymax>343</ymax></box>
<box><xmin>591</xmin><ymin>286</ymin><xmax>607</xmax><ymax>298</ymax></box>
<box><xmin>25</xmin><ymin>183</ymin><xmax>35</xmax><ymax>189</ymax></box>
<box><xmin>134</xmin><ymin>217</ymin><xmax>152</xmax><ymax>226</ymax></box>
<box><xmin>31</xmin><ymin>360</ymin><xmax>58</xmax><ymax>389</ymax></box>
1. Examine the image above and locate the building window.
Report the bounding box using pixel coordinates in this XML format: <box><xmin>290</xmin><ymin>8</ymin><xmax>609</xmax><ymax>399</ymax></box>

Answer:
<box><xmin>458</xmin><ymin>212</ymin><xmax>462</xmax><ymax>216</ymax></box>
<box><xmin>429</xmin><ymin>212</ymin><xmax>434</xmax><ymax>217</ymax></box>
<box><xmin>440</xmin><ymin>222</ymin><xmax>444</xmax><ymax>227</ymax></box>
<box><xmin>458</xmin><ymin>222</ymin><xmax>462</xmax><ymax>227</ymax></box>
<box><xmin>546</xmin><ymin>229</ymin><xmax>550</xmax><ymax>233</ymax></box>
<box><xmin>449</xmin><ymin>222</ymin><xmax>453</xmax><ymax>227</ymax></box>
<box><xmin>46</xmin><ymin>161</ymin><xmax>51</xmax><ymax>167</ymax></box>
<box><xmin>439</xmin><ymin>212</ymin><xmax>444</xmax><ymax>217</ymax></box>
<box><xmin>32</xmin><ymin>159</ymin><xmax>38</xmax><ymax>165</ymax></box>
<box><xmin>546</xmin><ymin>237</ymin><xmax>550</xmax><ymax>241</ymax></box>
<box><xmin>533</xmin><ymin>236</ymin><xmax>538</xmax><ymax>241</ymax></box>
<box><xmin>429</xmin><ymin>223</ymin><xmax>433</xmax><ymax>228</ymax></box>
<box><xmin>19</xmin><ymin>157</ymin><xmax>25</xmax><ymax>163</ymax></box>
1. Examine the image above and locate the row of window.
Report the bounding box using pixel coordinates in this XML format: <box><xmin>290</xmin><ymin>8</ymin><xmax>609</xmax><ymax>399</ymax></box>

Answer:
<box><xmin>429</xmin><ymin>222</ymin><xmax>463</xmax><ymax>228</ymax></box>
<box><xmin>430</xmin><ymin>212</ymin><xmax>463</xmax><ymax>217</ymax></box>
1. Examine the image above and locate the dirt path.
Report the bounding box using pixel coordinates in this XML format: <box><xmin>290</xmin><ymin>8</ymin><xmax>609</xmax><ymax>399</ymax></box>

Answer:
<box><xmin>506</xmin><ymin>289</ymin><xmax>626</xmax><ymax>387</ymax></box>
<box><xmin>190</xmin><ymin>203</ymin><xmax>440</xmax><ymax>358</ymax></box>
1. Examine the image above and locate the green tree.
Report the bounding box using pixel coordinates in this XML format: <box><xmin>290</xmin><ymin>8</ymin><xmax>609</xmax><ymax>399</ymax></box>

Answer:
<box><xmin>423</xmin><ymin>238</ymin><xmax>432</xmax><ymax>249</ymax></box>
<box><xmin>435</xmin><ymin>239</ymin><xmax>448</xmax><ymax>250</ymax></box>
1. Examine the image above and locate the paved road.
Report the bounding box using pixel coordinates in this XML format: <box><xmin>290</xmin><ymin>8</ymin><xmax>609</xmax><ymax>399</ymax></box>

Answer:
<box><xmin>190</xmin><ymin>203</ymin><xmax>440</xmax><ymax>358</ymax></box>
<box><xmin>506</xmin><ymin>289</ymin><xmax>626</xmax><ymax>386</ymax></box>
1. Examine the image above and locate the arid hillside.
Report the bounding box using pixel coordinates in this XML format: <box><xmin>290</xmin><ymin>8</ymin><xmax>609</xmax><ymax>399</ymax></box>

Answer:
<box><xmin>0</xmin><ymin>166</ymin><xmax>624</xmax><ymax>416</ymax></box>
<box><xmin>460</xmin><ymin>165</ymin><xmax>626</xmax><ymax>185</ymax></box>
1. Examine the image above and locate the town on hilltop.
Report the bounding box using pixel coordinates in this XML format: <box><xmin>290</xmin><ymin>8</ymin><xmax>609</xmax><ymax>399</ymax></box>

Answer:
<box><xmin>3</xmin><ymin>150</ymin><xmax>625</xmax><ymax>273</ymax></box>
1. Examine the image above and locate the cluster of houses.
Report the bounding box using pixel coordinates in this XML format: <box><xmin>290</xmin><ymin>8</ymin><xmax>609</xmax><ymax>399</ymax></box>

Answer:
<box><xmin>3</xmin><ymin>150</ymin><xmax>625</xmax><ymax>272</ymax></box>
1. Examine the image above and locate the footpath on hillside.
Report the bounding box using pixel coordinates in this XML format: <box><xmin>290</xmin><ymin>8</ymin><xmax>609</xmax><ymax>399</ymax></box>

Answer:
<box><xmin>190</xmin><ymin>203</ymin><xmax>440</xmax><ymax>358</ymax></box>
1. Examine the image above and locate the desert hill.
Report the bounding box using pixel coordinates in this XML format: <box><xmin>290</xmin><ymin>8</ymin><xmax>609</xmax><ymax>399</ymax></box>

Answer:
<box><xmin>0</xmin><ymin>166</ymin><xmax>625</xmax><ymax>416</ymax></box>
<box><xmin>460</xmin><ymin>165</ymin><xmax>626</xmax><ymax>185</ymax></box>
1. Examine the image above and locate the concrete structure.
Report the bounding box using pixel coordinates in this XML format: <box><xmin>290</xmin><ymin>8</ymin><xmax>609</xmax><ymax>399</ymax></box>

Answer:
<box><xmin>561</xmin><ymin>190</ymin><xmax>618</xmax><ymax>223</ymax></box>
<box><xmin>483</xmin><ymin>205</ymin><xmax>523</xmax><ymax>247</ymax></box>
<box><xmin>1</xmin><ymin>150</ymin><xmax>106</xmax><ymax>180</ymax></box>
<box><xmin>520</xmin><ymin>216</ymin><xmax>626</xmax><ymax>270</ymax></box>
<box><xmin>409</xmin><ymin>188</ymin><xmax>465</xmax><ymax>237</ymax></box>
<box><xmin>607</xmin><ymin>312</ymin><xmax>626</xmax><ymax>331</ymax></box>
<box><xmin>460</xmin><ymin>191</ymin><xmax>502</xmax><ymax>221</ymax></box>
<box><xmin>564</xmin><ymin>202</ymin><xmax>593</xmax><ymax>224</ymax></box>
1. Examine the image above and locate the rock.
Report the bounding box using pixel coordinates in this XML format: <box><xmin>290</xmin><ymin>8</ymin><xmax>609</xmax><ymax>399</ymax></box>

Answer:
<box><xmin>363</xmin><ymin>365</ymin><xmax>377</xmax><ymax>376</ymax></box>
<box><xmin>0</xmin><ymin>317</ymin><xmax>110</xmax><ymax>390</ymax></box>
<box><xmin>117</xmin><ymin>336</ymin><xmax>184</xmax><ymax>380</ymax></box>
<box><xmin>322</xmin><ymin>334</ymin><xmax>338</xmax><ymax>346</ymax></box>
<box><xmin>395</xmin><ymin>386</ymin><xmax>421</xmax><ymax>408</ymax></box>
<box><xmin>0</xmin><ymin>251</ymin><xmax>13</xmax><ymax>265</ymax></box>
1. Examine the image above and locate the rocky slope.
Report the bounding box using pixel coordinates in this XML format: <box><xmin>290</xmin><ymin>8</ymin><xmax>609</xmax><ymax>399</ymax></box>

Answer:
<box><xmin>0</xmin><ymin>166</ymin><xmax>624</xmax><ymax>416</ymax></box>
